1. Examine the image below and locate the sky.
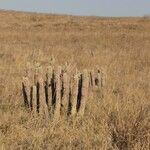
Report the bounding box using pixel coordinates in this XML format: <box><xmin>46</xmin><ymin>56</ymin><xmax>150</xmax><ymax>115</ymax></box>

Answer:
<box><xmin>0</xmin><ymin>0</ymin><xmax>150</xmax><ymax>17</ymax></box>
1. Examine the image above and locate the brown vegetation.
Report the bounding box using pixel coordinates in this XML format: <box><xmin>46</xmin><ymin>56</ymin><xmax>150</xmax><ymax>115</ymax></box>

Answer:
<box><xmin>0</xmin><ymin>10</ymin><xmax>150</xmax><ymax>149</ymax></box>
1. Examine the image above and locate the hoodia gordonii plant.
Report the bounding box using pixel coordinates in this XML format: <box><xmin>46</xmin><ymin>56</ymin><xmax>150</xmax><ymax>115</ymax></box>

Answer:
<box><xmin>78</xmin><ymin>69</ymin><xmax>89</xmax><ymax>116</ymax></box>
<box><xmin>38</xmin><ymin>76</ymin><xmax>49</xmax><ymax>119</ymax></box>
<box><xmin>89</xmin><ymin>68</ymin><xmax>106</xmax><ymax>90</ymax></box>
<box><xmin>22</xmin><ymin>77</ymin><xmax>31</xmax><ymax>107</ymax></box>
<box><xmin>32</xmin><ymin>85</ymin><xmax>37</xmax><ymax>116</ymax></box>
<box><xmin>22</xmin><ymin>64</ymin><xmax>106</xmax><ymax>120</ymax></box>
<box><xmin>61</xmin><ymin>72</ymin><xmax>70</xmax><ymax>115</ymax></box>
<box><xmin>70</xmin><ymin>72</ymin><xmax>79</xmax><ymax>116</ymax></box>
<box><xmin>46</xmin><ymin>66</ymin><xmax>53</xmax><ymax>110</ymax></box>
<box><xmin>53</xmin><ymin>66</ymin><xmax>62</xmax><ymax>119</ymax></box>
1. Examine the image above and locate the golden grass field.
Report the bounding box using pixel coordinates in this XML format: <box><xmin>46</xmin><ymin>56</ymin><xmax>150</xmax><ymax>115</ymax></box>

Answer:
<box><xmin>0</xmin><ymin>10</ymin><xmax>150</xmax><ymax>149</ymax></box>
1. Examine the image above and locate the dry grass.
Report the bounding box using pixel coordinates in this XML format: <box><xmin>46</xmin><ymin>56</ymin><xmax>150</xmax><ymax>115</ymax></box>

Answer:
<box><xmin>0</xmin><ymin>10</ymin><xmax>150</xmax><ymax>149</ymax></box>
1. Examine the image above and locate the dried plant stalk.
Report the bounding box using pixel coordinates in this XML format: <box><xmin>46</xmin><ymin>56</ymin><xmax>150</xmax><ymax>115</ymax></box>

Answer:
<box><xmin>101</xmin><ymin>69</ymin><xmax>106</xmax><ymax>87</ymax></box>
<box><xmin>46</xmin><ymin>66</ymin><xmax>53</xmax><ymax>109</ymax></box>
<box><xmin>88</xmin><ymin>70</ymin><xmax>91</xmax><ymax>87</ymax></box>
<box><xmin>71</xmin><ymin>73</ymin><xmax>79</xmax><ymax>116</ymax></box>
<box><xmin>78</xmin><ymin>69</ymin><xmax>89</xmax><ymax>116</ymax></box>
<box><xmin>34</xmin><ymin>66</ymin><xmax>43</xmax><ymax>85</ymax></box>
<box><xmin>38</xmin><ymin>76</ymin><xmax>49</xmax><ymax>119</ymax></box>
<box><xmin>32</xmin><ymin>85</ymin><xmax>37</xmax><ymax>116</ymax></box>
<box><xmin>26</xmin><ymin>62</ymin><xmax>32</xmax><ymax>78</ymax></box>
<box><xmin>89</xmin><ymin>71</ymin><xmax>92</xmax><ymax>88</ymax></box>
<box><xmin>90</xmin><ymin>70</ymin><xmax>96</xmax><ymax>88</ymax></box>
<box><xmin>61</xmin><ymin>72</ymin><xmax>69</xmax><ymax>115</ymax></box>
<box><xmin>97</xmin><ymin>69</ymin><xmax>102</xmax><ymax>88</ymax></box>
<box><xmin>22</xmin><ymin>77</ymin><xmax>31</xmax><ymax>107</ymax></box>
<box><xmin>54</xmin><ymin>66</ymin><xmax>62</xmax><ymax>119</ymax></box>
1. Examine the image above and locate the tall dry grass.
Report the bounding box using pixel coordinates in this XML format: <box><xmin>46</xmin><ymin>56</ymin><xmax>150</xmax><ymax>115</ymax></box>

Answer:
<box><xmin>0</xmin><ymin>10</ymin><xmax>150</xmax><ymax>149</ymax></box>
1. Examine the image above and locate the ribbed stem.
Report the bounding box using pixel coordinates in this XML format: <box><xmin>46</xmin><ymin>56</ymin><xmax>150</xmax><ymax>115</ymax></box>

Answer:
<box><xmin>54</xmin><ymin>66</ymin><xmax>62</xmax><ymax>119</ymax></box>
<box><xmin>38</xmin><ymin>76</ymin><xmax>49</xmax><ymax>119</ymax></box>
<box><xmin>46</xmin><ymin>66</ymin><xmax>53</xmax><ymax>110</ymax></box>
<box><xmin>71</xmin><ymin>73</ymin><xmax>79</xmax><ymax>116</ymax></box>
<box><xmin>32</xmin><ymin>85</ymin><xmax>37</xmax><ymax>116</ymax></box>
<box><xmin>78</xmin><ymin>69</ymin><xmax>89</xmax><ymax>116</ymax></box>
<box><xmin>91</xmin><ymin>69</ymin><xmax>96</xmax><ymax>88</ymax></box>
<box><xmin>61</xmin><ymin>72</ymin><xmax>69</xmax><ymax>115</ymax></box>
<box><xmin>22</xmin><ymin>77</ymin><xmax>31</xmax><ymax>108</ymax></box>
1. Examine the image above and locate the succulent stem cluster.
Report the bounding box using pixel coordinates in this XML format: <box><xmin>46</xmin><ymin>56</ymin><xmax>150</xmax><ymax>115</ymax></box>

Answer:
<box><xmin>22</xmin><ymin>65</ymin><xmax>105</xmax><ymax>119</ymax></box>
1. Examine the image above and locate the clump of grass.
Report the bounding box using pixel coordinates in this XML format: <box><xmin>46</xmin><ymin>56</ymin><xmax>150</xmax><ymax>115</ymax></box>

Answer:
<box><xmin>108</xmin><ymin>105</ymin><xmax>150</xmax><ymax>150</ymax></box>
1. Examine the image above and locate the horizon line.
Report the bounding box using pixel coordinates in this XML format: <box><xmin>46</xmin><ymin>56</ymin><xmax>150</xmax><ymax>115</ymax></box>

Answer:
<box><xmin>0</xmin><ymin>8</ymin><xmax>148</xmax><ymax>18</ymax></box>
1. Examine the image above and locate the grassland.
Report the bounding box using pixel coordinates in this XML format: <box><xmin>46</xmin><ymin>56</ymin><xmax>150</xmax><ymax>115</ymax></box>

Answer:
<box><xmin>0</xmin><ymin>10</ymin><xmax>150</xmax><ymax>149</ymax></box>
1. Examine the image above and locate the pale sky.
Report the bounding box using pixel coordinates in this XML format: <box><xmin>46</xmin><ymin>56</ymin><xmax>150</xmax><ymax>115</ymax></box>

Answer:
<box><xmin>0</xmin><ymin>0</ymin><xmax>150</xmax><ymax>17</ymax></box>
